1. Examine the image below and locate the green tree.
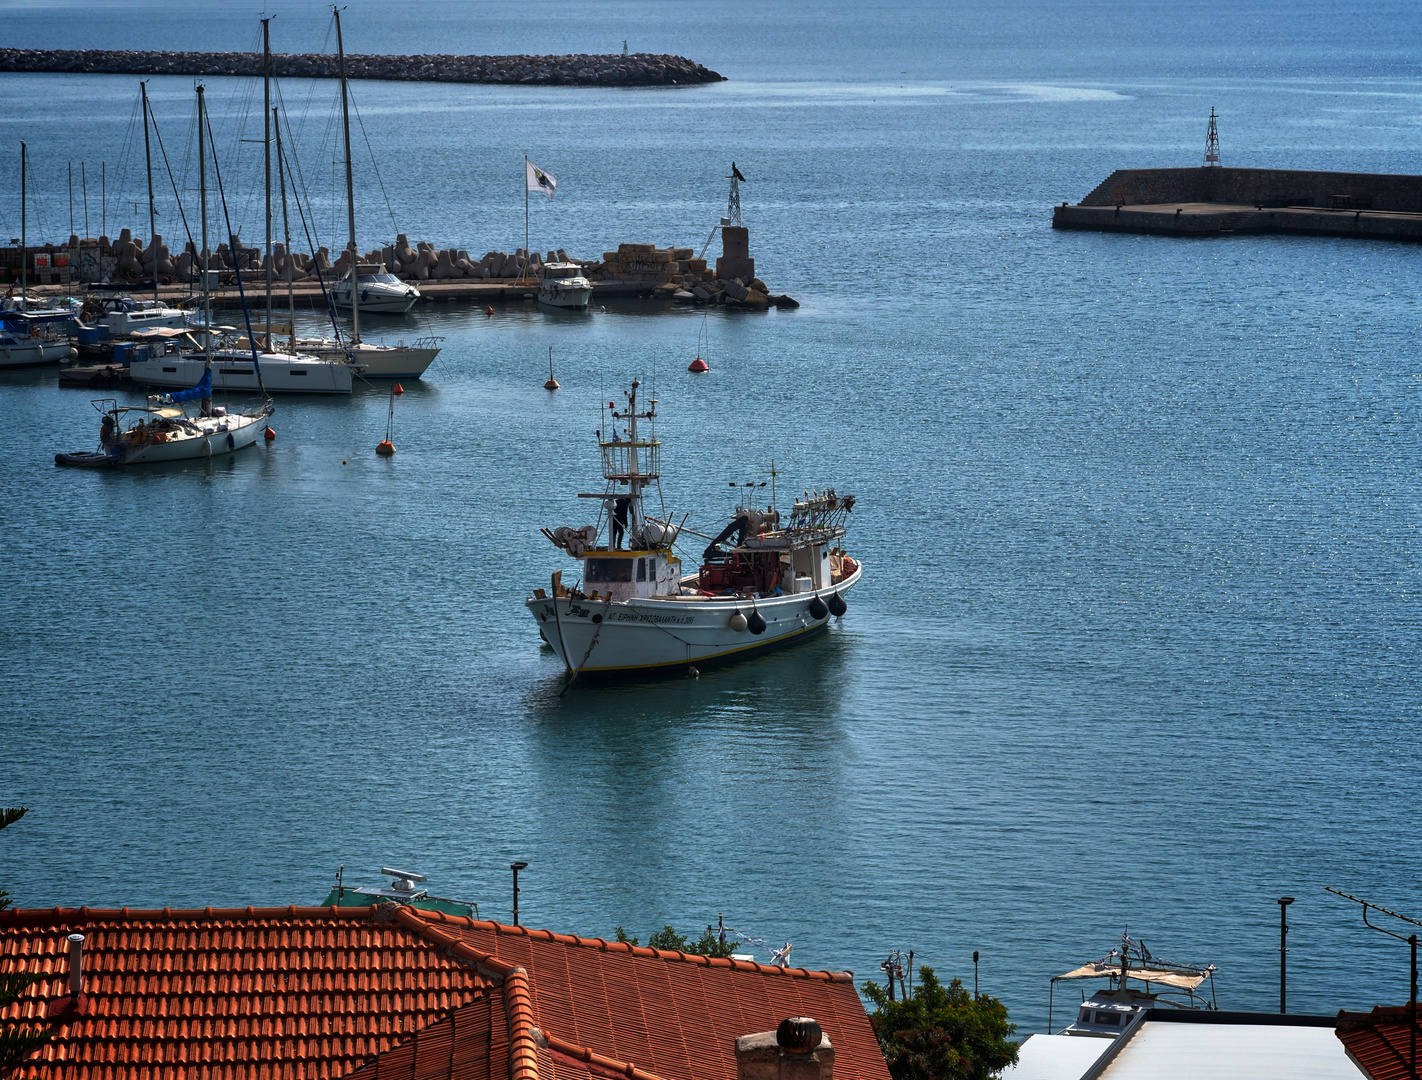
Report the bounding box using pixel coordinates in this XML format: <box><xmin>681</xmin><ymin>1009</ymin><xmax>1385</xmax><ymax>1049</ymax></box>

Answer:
<box><xmin>0</xmin><ymin>807</ymin><xmax>52</xmax><ymax>1078</ymax></box>
<box><xmin>612</xmin><ymin>924</ymin><xmax>740</xmax><ymax>959</ymax></box>
<box><xmin>862</xmin><ymin>966</ymin><xmax>1018</xmax><ymax>1080</ymax></box>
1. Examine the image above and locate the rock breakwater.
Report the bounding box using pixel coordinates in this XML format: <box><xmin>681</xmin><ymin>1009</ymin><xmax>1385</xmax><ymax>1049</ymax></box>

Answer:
<box><xmin>0</xmin><ymin>48</ymin><xmax>725</xmax><ymax>87</ymax></box>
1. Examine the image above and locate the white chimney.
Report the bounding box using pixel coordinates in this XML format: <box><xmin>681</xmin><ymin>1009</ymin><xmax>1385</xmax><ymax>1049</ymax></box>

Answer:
<box><xmin>67</xmin><ymin>933</ymin><xmax>85</xmax><ymax>996</ymax></box>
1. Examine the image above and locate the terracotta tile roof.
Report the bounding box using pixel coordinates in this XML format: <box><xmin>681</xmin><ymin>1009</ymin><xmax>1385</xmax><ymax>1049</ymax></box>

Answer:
<box><xmin>391</xmin><ymin>908</ymin><xmax>890</xmax><ymax>1080</ymax></box>
<box><xmin>1337</xmin><ymin>1005</ymin><xmax>1422</xmax><ymax>1080</ymax></box>
<box><xmin>0</xmin><ymin>904</ymin><xmax>888</xmax><ymax>1080</ymax></box>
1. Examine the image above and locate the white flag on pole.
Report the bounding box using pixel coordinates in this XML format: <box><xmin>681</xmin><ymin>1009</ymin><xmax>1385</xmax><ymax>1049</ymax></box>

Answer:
<box><xmin>526</xmin><ymin>160</ymin><xmax>557</xmax><ymax>198</ymax></box>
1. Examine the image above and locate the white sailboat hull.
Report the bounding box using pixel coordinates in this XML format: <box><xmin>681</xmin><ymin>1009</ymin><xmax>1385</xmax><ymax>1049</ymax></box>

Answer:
<box><xmin>0</xmin><ymin>339</ymin><xmax>70</xmax><ymax>368</ymax></box>
<box><xmin>294</xmin><ymin>338</ymin><xmax>440</xmax><ymax>380</ymax></box>
<box><xmin>121</xmin><ymin>409</ymin><xmax>267</xmax><ymax>464</ymax></box>
<box><xmin>527</xmin><ymin>565</ymin><xmax>863</xmax><ymax>677</ymax></box>
<box><xmin>129</xmin><ymin>352</ymin><xmax>352</xmax><ymax>394</ymax></box>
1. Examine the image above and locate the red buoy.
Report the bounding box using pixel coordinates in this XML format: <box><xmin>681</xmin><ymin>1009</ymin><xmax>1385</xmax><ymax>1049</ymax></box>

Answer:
<box><xmin>688</xmin><ymin>358</ymin><xmax>709</xmax><ymax>373</ymax></box>
<box><xmin>263</xmin><ymin>425</ymin><xmax>276</xmax><ymax>441</ymax></box>
<box><xmin>393</xmin><ymin>383</ymin><xmax>405</xmax><ymax>395</ymax></box>
<box><xmin>486</xmin><ymin>305</ymin><xmax>495</xmax><ymax>317</ymax></box>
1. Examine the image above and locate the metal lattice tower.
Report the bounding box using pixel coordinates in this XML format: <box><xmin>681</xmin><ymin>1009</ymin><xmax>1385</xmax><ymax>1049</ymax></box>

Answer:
<box><xmin>1204</xmin><ymin>107</ymin><xmax>1220</xmax><ymax>167</ymax></box>
<box><xmin>726</xmin><ymin>161</ymin><xmax>744</xmax><ymax>226</ymax></box>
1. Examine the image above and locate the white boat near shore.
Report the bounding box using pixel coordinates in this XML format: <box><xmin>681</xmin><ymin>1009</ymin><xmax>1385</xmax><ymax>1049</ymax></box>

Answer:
<box><xmin>537</xmin><ymin>262</ymin><xmax>592</xmax><ymax>309</ymax></box>
<box><xmin>526</xmin><ymin>379</ymin><xmax>862</xmax><ymax>682</ymax></box>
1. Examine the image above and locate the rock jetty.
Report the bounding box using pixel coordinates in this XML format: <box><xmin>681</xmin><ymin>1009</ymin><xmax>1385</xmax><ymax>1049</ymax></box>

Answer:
<box><xmin>0</xmin><ymin>48</ymin><xmax>725</xmax><ymax>87</ymax></box>
<box><xmin>16</xmin><ymin>232</ymin><xmax>797</xmax><ymax>311</ymax></box>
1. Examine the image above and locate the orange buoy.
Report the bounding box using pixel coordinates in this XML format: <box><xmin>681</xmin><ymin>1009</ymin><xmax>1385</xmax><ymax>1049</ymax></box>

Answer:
<box><xmin>393</xmin><ymin>383</ymin><xmax>405</xmax><ymax>395</ymax></box>
<box><xmin>545</xmin><ymin>378</ymin><xmax>560</xmax><ymax>390</ymax></box>
<box><xmin>688</xmin><ymin>357</ymin><xmax>709</xmax><ymax>373</ymax></box>
<box><xmin>376</xmin><ymin>440</ymin><xmax>395</xmax><ymax>456</ymax></box>
<box><xmin>263</xmin><ymin>425</ymin><xmax>276</xmax><ymax>441</ymax></box>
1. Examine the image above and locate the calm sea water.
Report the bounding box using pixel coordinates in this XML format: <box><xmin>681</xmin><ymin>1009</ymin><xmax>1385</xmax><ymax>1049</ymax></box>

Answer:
<box><xmin>2</xmin><ymin>0</ymin><xmax>1420</xmax><ymax>1040</ymax></box>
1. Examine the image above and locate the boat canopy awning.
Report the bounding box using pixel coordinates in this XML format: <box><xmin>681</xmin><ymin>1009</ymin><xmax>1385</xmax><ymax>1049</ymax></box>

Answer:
<box><xmin>128</xmin><ymin>327</ymin><xmax>189</xmax><ymax>339</ymax></box>
<box><xmin>1054</xmin><ymin>962</ymin><xmax>1210</xmax><ymax>991</ymax></box>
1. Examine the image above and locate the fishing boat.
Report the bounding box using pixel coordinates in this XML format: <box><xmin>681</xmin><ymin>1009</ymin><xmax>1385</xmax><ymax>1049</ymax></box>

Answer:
<box><xmin>526</xmin><ymin>379</ymin><xmax>863</xmax><ymax>682</ymax></box>
<box><xmin>1049</xmin><ymin>934</ymin><xmax>1218</xmax><ymax>1038</ymax></box>
<box><xmin>537</xmin><ymin>262</ymin><xmax>592</xmax><ymax>310</ymax></box>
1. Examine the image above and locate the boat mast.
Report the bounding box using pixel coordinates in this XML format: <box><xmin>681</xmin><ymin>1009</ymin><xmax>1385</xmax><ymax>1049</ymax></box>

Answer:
<box><xmin>197</xmin><ymin>84</ymin><xmax>212</xmax><ymax>407</ymax></box>
<box><xmin>334</xmin><ymin>5</ymin><xmax>360</xmax><ymax>346</ymax></box>
<box><xmin>262</xmin><ymin>17</ymin><xmax>273</xmax><ymax>352</ymax></box>
<box><xmin>274</xmin><ymin>107</ymin><xmax>296</xmax><ymax>354</ymax></box>
<box><xmin>140</xmin><ymin>81</ymin><xmax>157</xmax><ymax>307</ymax></box>
<box><xmin>19</xmin><ymin>140</ymin><xmax>25</xmax><ymax>312</ymax></box>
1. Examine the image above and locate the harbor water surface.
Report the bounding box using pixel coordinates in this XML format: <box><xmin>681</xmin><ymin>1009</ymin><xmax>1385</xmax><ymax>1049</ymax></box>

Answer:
<box><xmin>1</xmin><ymin>0</ymin><xmax>1419</xmax><ymax>1038</ymax></box>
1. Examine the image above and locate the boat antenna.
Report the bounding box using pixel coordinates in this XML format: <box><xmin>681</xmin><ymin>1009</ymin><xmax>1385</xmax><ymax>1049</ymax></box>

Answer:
<box><xmin>1327</xmin><ymin>886</ymin><xmax>1420</xmax><ymax>1078</ymax></box>
<box><xmin>204</xmin><ymin>100</ymin><xmax>269</xmax><ymax>400</ymax></box>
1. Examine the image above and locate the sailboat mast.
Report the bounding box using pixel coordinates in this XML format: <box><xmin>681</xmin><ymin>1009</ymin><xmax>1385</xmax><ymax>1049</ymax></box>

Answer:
<box><xmin>334</xmin><ymin>5</ymin><xmax>360</xmax><ymax>345</ymax></box>
<box><xmin>274</xmin><ymin>107</ymin><xmax>296</xmax><ymax>354</ymax></box>
<box><xmin>262</xmin><ymin>17</ymin><xmax>273</xmax><ymax>351</ymax></box>
<box><xmin>197</xmin><ymin>85</ymin><xmax>211</xmax><ymax>372</ymax></box>
<box><xmin>140</xmin><ymin>81</ymin><xmax>157</xmax><ymax>306</ymax></box>
<box><xmin>19</xmin><ymin>141</ymin><xmax>26</xmax><ymax>312</ymax></box>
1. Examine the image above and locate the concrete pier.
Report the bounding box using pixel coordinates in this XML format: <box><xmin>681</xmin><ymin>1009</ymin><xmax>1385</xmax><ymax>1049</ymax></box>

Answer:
<box><xmin>1053</xmin><ymin>167</ymin><xmax>1422</xmax><ymax>241</ymax></box>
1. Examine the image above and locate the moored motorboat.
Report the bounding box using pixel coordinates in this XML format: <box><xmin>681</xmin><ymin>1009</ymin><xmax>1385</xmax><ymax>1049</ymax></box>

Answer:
<box><xmin>331</xmin><ymin>271</ymin><xmax>419</xmax><ymax>314</ymax></box>
<box><xmin>526</xmin><ymin>379</ymin><xmax>862</xmax><ymax>682</ymax></box>
<box><xmin>537</xmin><ymin>262</ymin><xmax>593</xmax><ymax>310</ymax></box>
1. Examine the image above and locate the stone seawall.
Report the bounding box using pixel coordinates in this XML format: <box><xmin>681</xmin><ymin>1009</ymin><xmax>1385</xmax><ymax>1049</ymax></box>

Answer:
<box><xmin>0</xmin><ymin>48</ymin><xmax>725</xmax><ymax>87</ymax></box>
<box><xmin>1080</xmin><ymin>167</ymin><xmax>1422</xmax><ymax>213</ymax></box>
<box><xmin>1054</xmin><ymin>166</ymin><xmax>1422</xmax><ymax>241</ymax></box>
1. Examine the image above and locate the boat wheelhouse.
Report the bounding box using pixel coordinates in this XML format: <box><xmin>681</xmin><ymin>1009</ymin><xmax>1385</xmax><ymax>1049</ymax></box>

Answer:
<box><xmin>1050</xmin><ymin>934</ymin><xmax>1218</xmax><ymax>1039</ymax></box>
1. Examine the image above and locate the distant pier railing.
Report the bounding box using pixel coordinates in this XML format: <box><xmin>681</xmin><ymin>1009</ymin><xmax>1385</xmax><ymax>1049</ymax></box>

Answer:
<box><xmin>0</xmin><ymin>48</ymin><xmax>726</xmax><ymax>87</ymax></box>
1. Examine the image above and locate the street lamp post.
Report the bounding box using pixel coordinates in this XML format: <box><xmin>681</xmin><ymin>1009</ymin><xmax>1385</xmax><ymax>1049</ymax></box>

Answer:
<box><xmin>510</xmin><ymin>862</ymin><xmax>528</xmax><ymax>927</ymax></box>
<box><xmin>1279</xmin><ymin>897</ymin><xmax>1295</xmax><ymax>1014</ymax></box>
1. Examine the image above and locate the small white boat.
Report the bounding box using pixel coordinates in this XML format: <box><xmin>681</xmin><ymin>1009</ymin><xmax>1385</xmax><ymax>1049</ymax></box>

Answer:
<box><xmin>527</xmin><ymin>379</ymin><xmax>862</xmax><ymax>682</ymax></box>
<box><xmin>293</xmin><ymin>336</ymin><xmax>442</xmax><ymax>380</ymax></box>
<box><xmin>537</xmin><ymin>262</ymin><xmax>593</xmax><ymax>310</ymax></box>
<box><xmin>56</xmin><ymin>381</ymin><xmax>272</xmax><ymax>468</ymax></box>
<box><xmin>81</xmin><ymin>295</ymin><xmax>190</xmax><ymax>335</ymax></box>
<box><xmin>129</xmin><ymin>347</ymin><xmax>353</xmax><ymax>394</ymax></box>
<box><xmin>1050</xmin><ymin>934</ymin><xmax>1218</xmax><ymax>1039</ymax></box>
<box><xmin>0</xmin><ymin>309</ymin><xmax>73</xmax><ymax>368</ymax></box>
<box><xmin>331</xmin><ymin>272</ymin><xmax>419</xmax><ymax>314</ymax></box>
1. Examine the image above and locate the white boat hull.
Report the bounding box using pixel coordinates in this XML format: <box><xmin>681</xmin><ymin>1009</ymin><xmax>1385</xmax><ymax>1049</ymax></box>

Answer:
<box><xmin>331</xmin><ymin>280</ymin><xmax>419</xmax><ymax>314</ymax></box>
<box><xmin>527</xmin><ymin>565</ymin><xmax>862</xmax><ymax>677</ymax></box>
<box><xmin>129</xmin><ymin>353</ymin><xmax>352</xmax><ymax>394</ymax></box>
<box><xmin>121</xmin><ymin>410</ymin><xmax>267</xmax><ymax>464</ymax></box>
<box><xmin>0</xmin><ymin>339</ymin><xmax>69</xmax><ymax>368</ymax></box>
<box><xmin>537</xmin><ymin>281</ymin><xmax>592</xmax><ymax>309</ymax></box>
<box><xmin>294</xmin><ymin>338</ymin><xmax>440</xmax><ymax>380</ymax></box>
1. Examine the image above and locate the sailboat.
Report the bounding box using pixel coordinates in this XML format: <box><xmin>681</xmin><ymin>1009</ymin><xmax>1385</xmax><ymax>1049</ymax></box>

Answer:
<box><xmin>57</xmin><ymin>85</ymin><xmax>272</xmax><ymax>466</ymax></box>
<box><xmin>1</xmin><ymin>142</ymin><xmax>73</xmax><ymax>369</ymax></box>
<box><xmin>527</xmin><ymin>380</ymin><xmax>863</xmax><ymax>681</ymax></box>
<box><xmin>295</xmin><ymin>6</ymin><xmax>439</xmax><ymax>379</ymax></box>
